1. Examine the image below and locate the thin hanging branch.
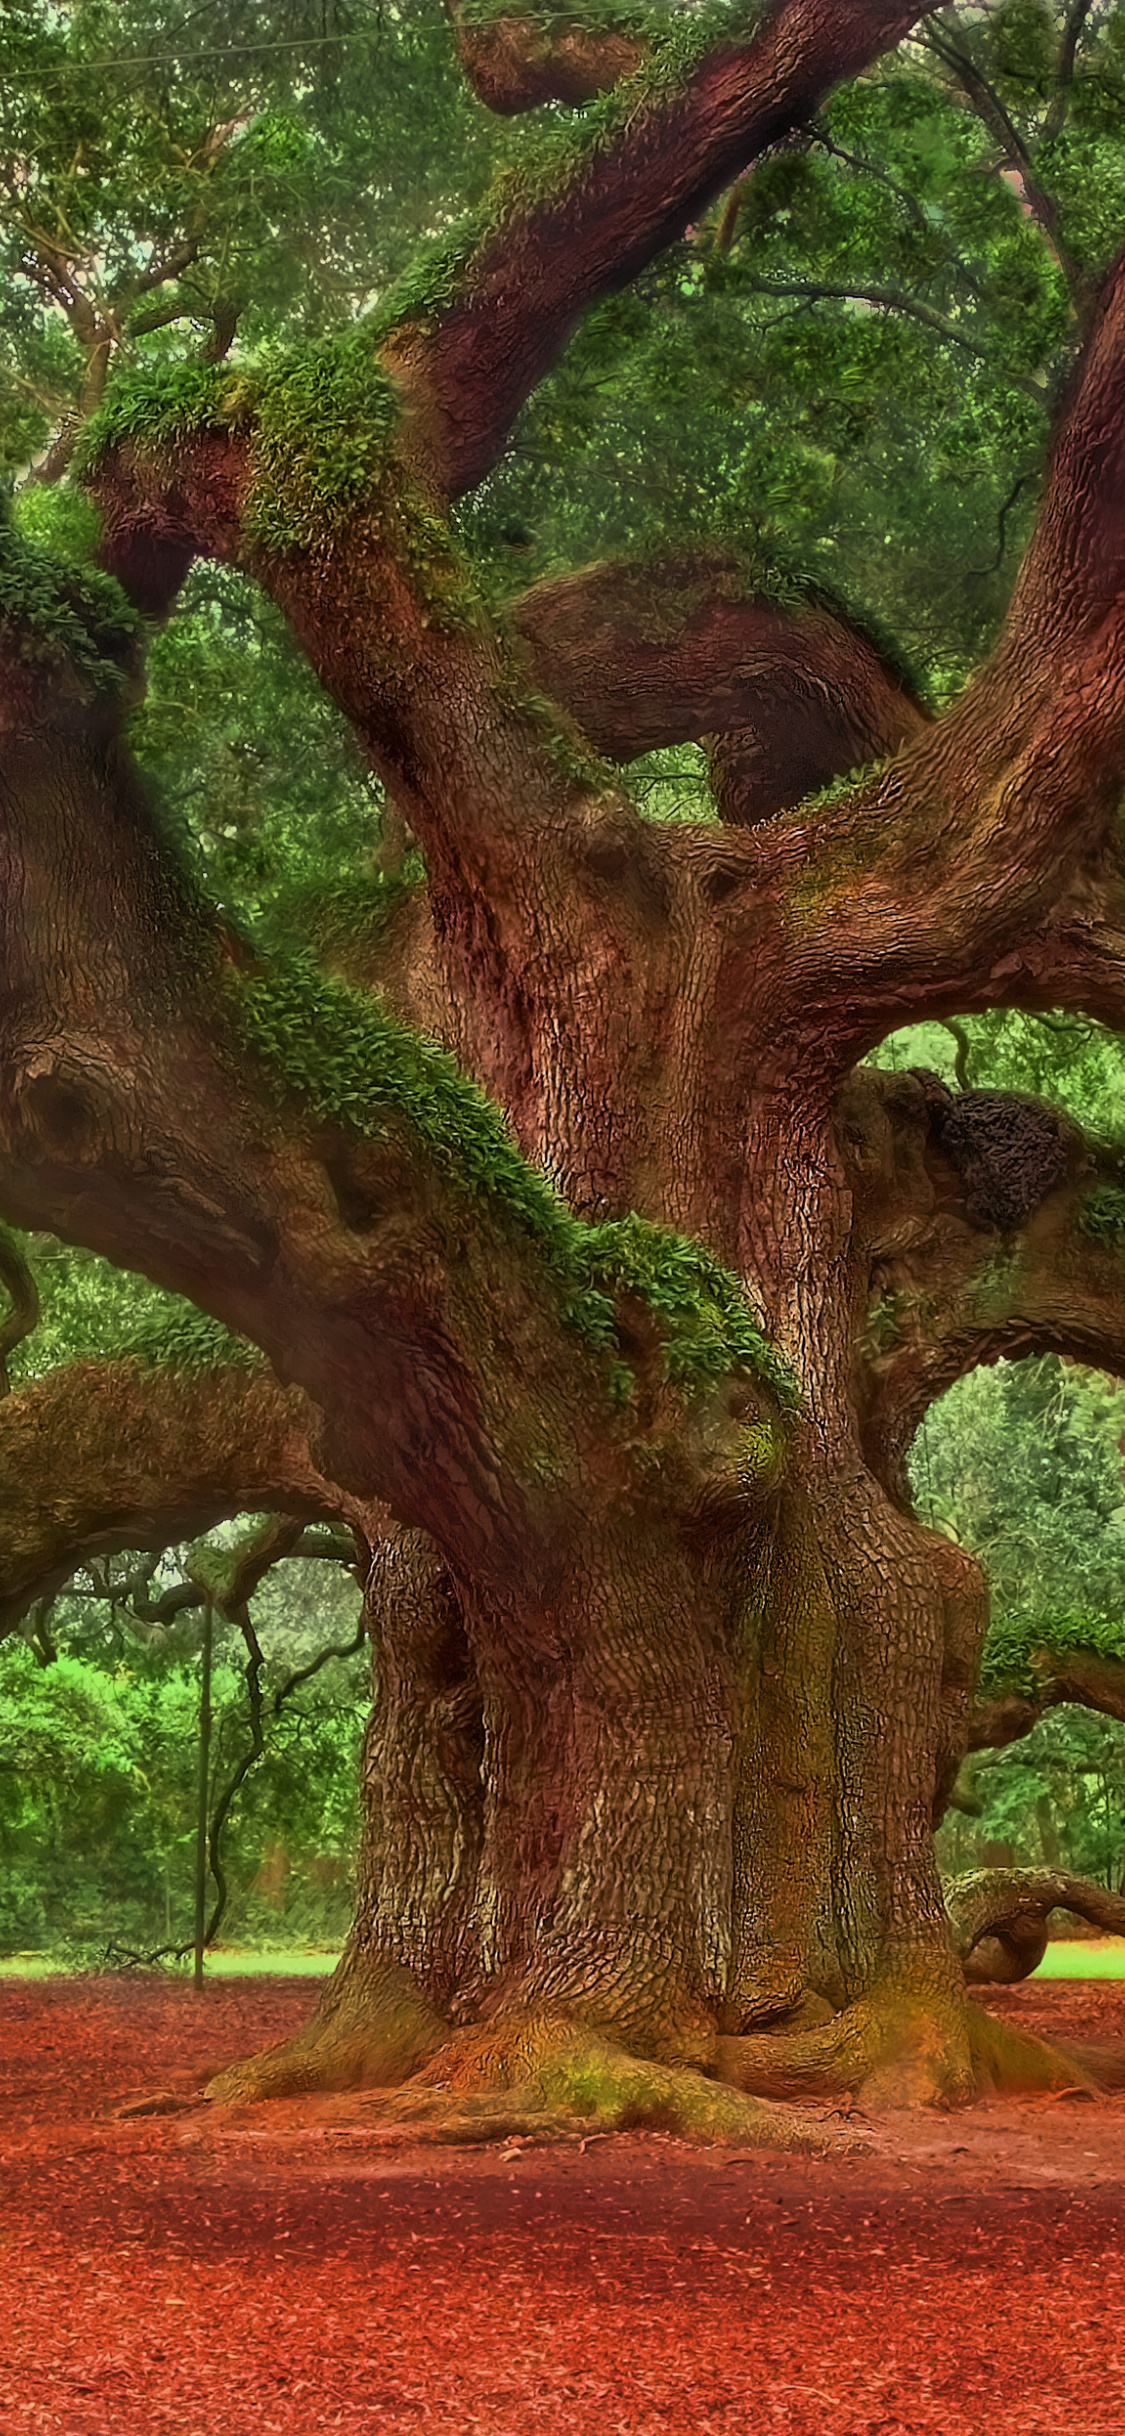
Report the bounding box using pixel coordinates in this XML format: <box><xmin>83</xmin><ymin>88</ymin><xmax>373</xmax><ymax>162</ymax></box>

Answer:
<box><xmin>202</xmin><ymin>1600</ymin><xmax>266</xmax><ymax>1950</ymax></box>
<box><xmin>0</xmin><ymin>1227</ymin><xmax>39</xmax><ymax>1396</ymax></box>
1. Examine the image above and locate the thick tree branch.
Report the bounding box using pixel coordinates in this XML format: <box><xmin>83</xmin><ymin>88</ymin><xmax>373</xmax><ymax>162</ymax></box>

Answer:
<box><xmin>0</xmin><ymin>1228</ymin><xmax>39</xmax><ymax>1396</ymax></box>
<box><xmin>839</xmin><ymin>1068</ymin><xmax>1125</xmax><ymax>1497</ymax></box>
<box><xmin>443</xmin><ymin>0</ymin><xmax>646</xmax><ymax>112</ymax></box>
<box><xmin>509</xmin><ymin>548</ymin><xmax>930</xmax><ymax>814</ymax></box>
<box><xmin>0</xmin><ymin>628</ymin><xmax>778</xmax><ymax>1585</ymax></box>
<box><xmin>947</xmin><ymin>1866</ymin><xmax>1125</xmax><ymax>1985</ymax></box>
<box><xmin>699</xmin><ymin>234</ymin><xmax>1125</xmax><ymax>1059</ymax></box>
<box><xmin>382</xmin><ymin>0</ymin><xmax>947</xmax><ymax>497</ymax></box>
<box><xmin>968</xmin><ymin>1644</ymin><xmax>1125</xmax><ymax>1753</ymax></box>
<box><xmin>0</xmin><ymin>1358</ymin><xmax>365</xmax><ymax>1635</ymax></box>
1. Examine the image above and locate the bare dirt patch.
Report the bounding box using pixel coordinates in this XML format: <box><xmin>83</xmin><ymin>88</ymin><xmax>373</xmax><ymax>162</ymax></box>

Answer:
<box><xmin>1</xmin><ymin>1970</ymin><xmax>1123</xmax><ymax>2434</ymax></box>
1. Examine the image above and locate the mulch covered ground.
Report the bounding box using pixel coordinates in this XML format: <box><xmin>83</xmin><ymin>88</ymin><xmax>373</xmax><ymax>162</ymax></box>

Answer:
<box><xmin>1</xmin><ymin>1969</ymin><xmax>1123</xmax><ymax>2435</ymax></box>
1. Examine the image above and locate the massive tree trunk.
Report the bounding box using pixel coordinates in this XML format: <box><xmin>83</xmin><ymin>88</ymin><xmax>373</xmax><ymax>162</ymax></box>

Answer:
<box><xmin>6</xmin><ymin>0</ymin><xmax>1125</xmax><ymax>2138</ymax></box>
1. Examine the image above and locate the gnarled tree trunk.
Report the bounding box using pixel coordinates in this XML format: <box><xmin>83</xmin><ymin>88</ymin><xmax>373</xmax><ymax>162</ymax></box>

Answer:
<box><xmin>6</xmin><ymin>0</ymin><xmax>1125</xmax><ymax>2136</ymax></box>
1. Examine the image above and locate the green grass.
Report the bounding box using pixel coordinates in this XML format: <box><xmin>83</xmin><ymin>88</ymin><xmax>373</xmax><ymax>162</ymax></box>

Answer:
<box><xmin>1033</xmin><ymin>1940</ymin><xmax>1125</xmax><ymax>1978</ymax></box>
<box><xmin>3</xmin><ymin>1940</ymin><xmax>1122</xmax><ymax>1981</ymax></box>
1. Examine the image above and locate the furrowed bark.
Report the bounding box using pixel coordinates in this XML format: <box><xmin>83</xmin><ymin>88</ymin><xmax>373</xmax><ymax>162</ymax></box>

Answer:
<box><xmin>85</xmin><ymin>224</ymin><xmax>1125</xmax><ymax>1122</ymax></box>
<box><xmin>706</xmin><ymin>237</ymin><xmax>1125</xmax><ymax>1058</ymax></box>
<box><xmin>0</xmin><ymin>633</ymin><xmax>774</xmax><ymax>1591</ymax></box>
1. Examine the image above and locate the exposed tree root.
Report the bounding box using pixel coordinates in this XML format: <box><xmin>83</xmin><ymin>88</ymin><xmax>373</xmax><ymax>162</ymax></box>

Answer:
<box><xmin>198</xmin><ymin>1988</ymin><xmax>862</xmax><ymax>2152</ymax></box>
<box><xmin>190</xmin><ymin>1902</ymin><xmax>1125</xmax><ymax>2138</ymax></box>
<box><xmin>352</xmin><ymin>2012</ymin><xmax>863</xmax><ymax>2154</ymax></box>
<box><xmin>946</xmin><ymin>1867</ymin><xmax>1125</xmax><ymax>1985</ymax></box>
<box><xmin>717</xmin><ymin>1993</ymin><xmax>978</xmax><ymax>2111</ymax></box>
<box><xmin>718</xmin><ymin>1985</ymin><xmax>1125</xmax><ymax>2111</ymax></box>
<box><xmin>203</xmin><ymin>1951</ymin><xmax>448</xmax><ymax>2103</ymax></box>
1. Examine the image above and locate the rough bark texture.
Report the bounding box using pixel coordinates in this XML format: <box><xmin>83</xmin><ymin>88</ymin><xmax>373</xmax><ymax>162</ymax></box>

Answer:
<box><xmin>4</xmin><ymin>0</ymin><xmax>1125</xmax><ymax>2133</ymax></box>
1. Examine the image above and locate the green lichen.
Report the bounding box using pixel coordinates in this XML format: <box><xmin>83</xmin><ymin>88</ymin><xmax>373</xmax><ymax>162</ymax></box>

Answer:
<box><xmin>0</xmin><ymin>521</ymin><xmax>139</xmax><ymax>687</ymax></box>
<box><xmin>75</xmin><ymin>327</ymin><xmax>479</xmax><ymax>618</ymax></box>
<box><xmin>234</xmin><ymin>953</ymin><xmax>793</xmax><ymax>1406</ymax></box>
<box><xmin>734</xmin><ymin>1417</ymin><xmax>783</xmax><ymax>1484</ymax></box>
<box><xmin>1080</xmin><ymin>1184</ymin><xmax>1125</xmax><ymax>1247</ymax></box>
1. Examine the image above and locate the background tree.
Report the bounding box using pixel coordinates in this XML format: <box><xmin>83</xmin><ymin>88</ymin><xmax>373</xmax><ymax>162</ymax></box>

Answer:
<box><xmin>7</xmin><ymin>0</ymin><xmax>1125</xmax><ymax>2147</ymax></box>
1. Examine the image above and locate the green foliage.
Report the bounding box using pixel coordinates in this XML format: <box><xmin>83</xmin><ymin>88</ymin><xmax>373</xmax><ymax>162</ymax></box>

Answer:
<box><xmin>566</xmin><ymin>1210</ymin><xmax>797</xmax><ymax>1407</ymax></box>
<box><xmin>939</xmin><ymin>1705</ymin><xmax>1125</xmax><ymax>1892</ymax></box>
<box><xmin>377</xmin><ymin>3</ymin><xmax>762</xmax><ymax>332</ymax></box>
<box><xmin>0</xmin><ymin>0</ymin><xmax>500</xmax><ymax>472</ymax></box>
<box><xmin>5</xmin><ymin>1229</ymin><xmax>255</xmax><ymax>1386</ymax></box>
<box><xmin>122</xmin><ymin>1307</ymin><xmax>259</xmax><ymax>1373</ymax></box>
<box><xmin>0</xmin><ymin>1591</ymin><xmax>366</xmax><ymax>1955</ymax></box>
<box><xmin>11</xmin><ymin>482</ymin><xmax>103</xmax><ymax>564</ymax></box>
<box><xmin>1081</xmin><ymin>1185</ymin><xmax>1125</xmax><ymax>1249</ymax></box>
<box><xmin>122</xmin><ymin>559</ymin><xmax>389</xmax><ymax>929</ymax></box>
<box><xmin>0</xmin><ymin>516</ymin><xmax>138</xmax><ymax>681</ymax></box>
<box><xmin>75</xmin><ymin>361</ymin><xmax>235</xmax><ymax>466</ymax></box>
<box><xmin>870</xmin><ymin>1006</ymin><xmax>1125</xmax><ymax>1134</ymax></box>
<box><xmin>240</xmin><ymin>333</ymin><xmax>400</xmax><ymax>551</ymax></box>
<box><xmin>912</xmin><ymin>1354</ymin><xmax>1125</xmax><ymax>1694</ymax></box>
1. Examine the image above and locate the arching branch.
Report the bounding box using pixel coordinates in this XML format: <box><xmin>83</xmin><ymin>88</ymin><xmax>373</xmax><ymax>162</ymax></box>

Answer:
<box><xmin>840</xmin><ymin>1067</ymin><xmax>1125</xmax><ymax>1496</ymax></box>
<box><xmin>386</xmin><ymin>0</ymin><xmax>946</xmax><ymax>498</ymax></box>
<box><xmin>442</xmin><ymin>0</ymin><xmax>646</xmax><ymax>112</ymax></box>
<box><xmin>968</xmin><ymin>1643</ymin><xmax>1125</xmax><ymax>1754</ymax></box>
<box><xmin>0</xmin><ymin>615</ymin><xmax>784</xmax><ymax>1589</ymax></box>
<box><xmin>0</xmin><ymin>1356</ymin><xmax>368</xmax><ymax>1635</ymax></box>
<box><xmin>947</xmin><ymin>1867</ymin><xmax>1125</xmax><ymax>1986</ymax></box>
<box><xmin>509</xmin><ymin>549</ymin><xmax>929</xmax><ymax>818</ymax></box>
<box><xmin>705</xmin><ymin>233</ymin><xmax>1125</xmax><ymax>1059</ymax></box>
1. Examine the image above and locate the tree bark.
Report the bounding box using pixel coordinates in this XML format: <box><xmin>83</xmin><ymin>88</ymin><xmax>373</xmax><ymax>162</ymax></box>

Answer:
<box><xmin>9</xmin><ymin>0</ymin><xmax>1125</xmax><ymax>2128</ymax></box>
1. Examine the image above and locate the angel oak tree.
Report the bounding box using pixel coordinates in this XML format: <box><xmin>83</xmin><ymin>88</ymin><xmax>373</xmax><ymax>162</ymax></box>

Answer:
<box><xmin>5</xmin><ymin>0</ymin><xmax>1125</xmax><ymax>2146</ymax></box>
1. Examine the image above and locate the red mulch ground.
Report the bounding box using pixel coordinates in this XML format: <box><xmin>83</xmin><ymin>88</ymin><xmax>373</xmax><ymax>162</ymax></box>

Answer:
<box><xmin>2</xmin><ymin>1972</ymin><xmax>1124</xmax><ymax>2435</ymax></box>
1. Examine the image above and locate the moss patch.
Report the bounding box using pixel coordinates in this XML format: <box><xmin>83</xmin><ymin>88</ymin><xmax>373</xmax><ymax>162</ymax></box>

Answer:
<box><xmin>375</xmin><ymin>3</ymin><xmax>763</xmax><ymax>335</ymax></box>
<box><xmin>979</xmin><ymin>1612</ymin><xmax>1125</xmax><ymax>1700</ymax></box>
<box><xmin>233</xmin><ymin>952</ymin><xmax>793</xmax><ymax>1405</ymax></box>
<box><xmin>74</xmin><ymin>361</ymin><xmax>235</xmax><ymax>466</ymax></box>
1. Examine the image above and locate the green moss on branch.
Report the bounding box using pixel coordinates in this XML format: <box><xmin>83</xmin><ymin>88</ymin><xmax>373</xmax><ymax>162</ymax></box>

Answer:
<box><xmin>375</xmin><ymin>3</ymin><xmax>762</xmax><ymax>335</ymax></box>
<box><xmin>234</xmin><ymin>954</ymin><xmax>793</xmax><ymax>1405</ymax></box>
<box><xmin>0</xmin><ymin>522</ymin><xmax>139</xmax><ymax>686</ymax></box>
